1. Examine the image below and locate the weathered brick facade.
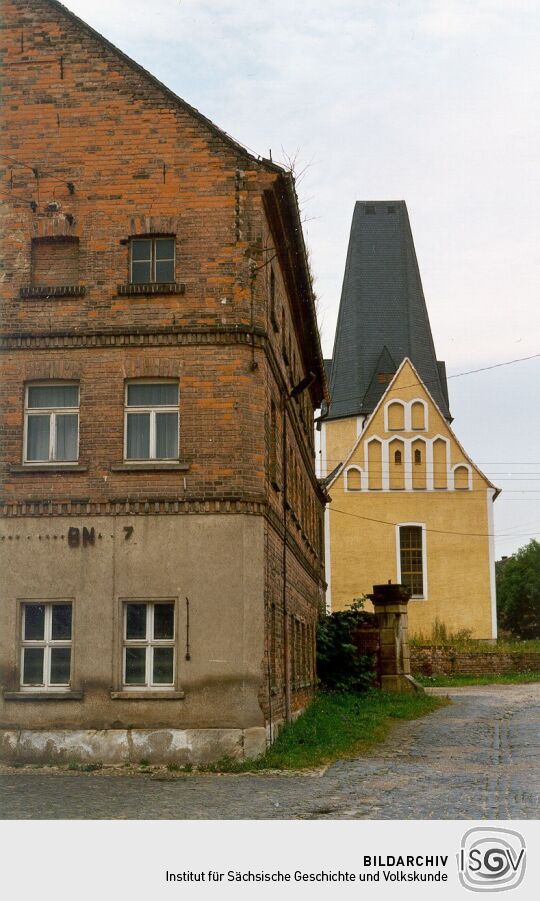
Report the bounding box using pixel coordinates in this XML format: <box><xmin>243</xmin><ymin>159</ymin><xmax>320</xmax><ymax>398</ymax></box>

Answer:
<box><xmin>0</xmin><ymin>0</ymin><xmax>327</xmax><ymax>763</ymax></box>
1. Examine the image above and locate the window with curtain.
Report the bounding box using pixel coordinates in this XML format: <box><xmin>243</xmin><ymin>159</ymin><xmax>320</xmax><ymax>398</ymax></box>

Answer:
<box><xmin>125</xmin><ymin>381</ymin><xmax>179</xmax><ymax>460</ymax></box>
<box><xmin>24</xmin><ymin>383</ymin><xmax>79</xmax><ymax>463</ymax></box>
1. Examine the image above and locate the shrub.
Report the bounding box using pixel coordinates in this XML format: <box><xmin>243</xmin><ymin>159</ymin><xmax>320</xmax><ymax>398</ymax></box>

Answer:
<box><xmin>316</xmin><ymin>598</ymin><xmax>376</xmax><ymax>693</ymax></box>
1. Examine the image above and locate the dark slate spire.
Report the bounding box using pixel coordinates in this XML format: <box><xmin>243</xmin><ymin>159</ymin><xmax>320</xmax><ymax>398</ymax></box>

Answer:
<box><xmin>326</xmin><ymin>201</ymin><xmax>451</xmax><ymax>421</ymax></box>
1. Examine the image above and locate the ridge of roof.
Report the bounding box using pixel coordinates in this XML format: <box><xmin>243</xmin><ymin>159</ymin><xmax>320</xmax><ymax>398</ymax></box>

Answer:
<box><xmin>326</xmin><ymin>200</ymin><xmax>451</xmax><ymax>422</ymax></box>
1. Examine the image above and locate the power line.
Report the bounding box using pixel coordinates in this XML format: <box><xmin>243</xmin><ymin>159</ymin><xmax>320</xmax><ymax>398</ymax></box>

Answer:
<box><xmin>329</xmin><ymin>505</ymin><xmax>540</xmax><ymax>539</ymax></box>
<box><xmin>321</xmin><ymin>351</ymin><xmax>540</xmax><ymax>409</ymax></box>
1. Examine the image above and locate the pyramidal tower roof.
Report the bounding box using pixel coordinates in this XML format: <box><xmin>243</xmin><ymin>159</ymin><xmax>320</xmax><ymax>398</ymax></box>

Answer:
<box><xmin>325</xmin><ymin>201</ymin><xmax>451</xmax><ymax>421</ymax></box>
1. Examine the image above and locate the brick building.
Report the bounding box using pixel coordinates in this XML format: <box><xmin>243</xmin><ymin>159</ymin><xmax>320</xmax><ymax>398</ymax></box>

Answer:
<box><xmin>0</xmin><ymin>0</ymin><xmax>328</xmax><ymax>764</ymax></box>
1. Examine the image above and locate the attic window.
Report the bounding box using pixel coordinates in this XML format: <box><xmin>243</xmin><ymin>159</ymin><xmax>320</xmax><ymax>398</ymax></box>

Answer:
<box><xmin>377</xmin><ymin>373</ymin><xmax>393</xmax><ymax>384</ymax></box>
<box><xmin>365</xmin><ymin>205</ymin><xmax>376</xmax><ymax>215</ymax></box>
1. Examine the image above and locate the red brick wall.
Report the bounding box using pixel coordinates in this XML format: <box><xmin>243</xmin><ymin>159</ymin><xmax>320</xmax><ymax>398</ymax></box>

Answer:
<box><xmin>1</xmin><ymin>0</ymin><xmax>326</xmax><ymax>729</ymax></box>
<box><xmin>411</xmin><ymin>646</ymin><xmax>540</xmax><ymax>675</ymax></box>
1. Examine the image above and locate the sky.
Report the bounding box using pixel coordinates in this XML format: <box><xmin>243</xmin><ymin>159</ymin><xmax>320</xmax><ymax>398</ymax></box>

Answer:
<box><xmin>61</xmin><ymin>0</ymin><xmax>540</xmax><ymax>557</ymax></box>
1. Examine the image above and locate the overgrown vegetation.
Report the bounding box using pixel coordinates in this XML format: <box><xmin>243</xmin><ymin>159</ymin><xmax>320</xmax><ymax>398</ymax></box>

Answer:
<box><xmin>410</xmin><ymin>617</ymin><xmax>540</xmax><ymax>653</ymax></box>
<box><xmin>416</xmin><ymin>672</ymin><xmax>540</xmax><ymax>687</ymax></box>
<box><xmin>316</xmin><ymin>598</ymin><xmax>376</xmax><ymax>692</ymax></box>
<box><xmin>202</xmin><ymin>690</ymin><xmax>448</xmax><ymax>773</ymax></box>
<box><xmin>496</xmin><ymin>539</ymin><xmax>540</xmax><ymax>639</ymax></box>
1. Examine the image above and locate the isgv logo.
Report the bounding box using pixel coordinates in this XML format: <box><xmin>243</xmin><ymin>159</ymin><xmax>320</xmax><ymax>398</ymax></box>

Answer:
<box><xmin>458</xmin><ymin>827</ymin><xmax>526</xmax><ymax>892</ymax></box>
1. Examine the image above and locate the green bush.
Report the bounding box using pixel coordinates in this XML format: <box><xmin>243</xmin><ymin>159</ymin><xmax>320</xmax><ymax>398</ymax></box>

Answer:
<box><xmin>316</xmin><ymin>598</ymin><xmax>376</xmax><ymax>693</ymax></box>
<box><xmin>497</xmin><ymin>540</ymin><xmax>540</xmax><ymax>639</ymax></box>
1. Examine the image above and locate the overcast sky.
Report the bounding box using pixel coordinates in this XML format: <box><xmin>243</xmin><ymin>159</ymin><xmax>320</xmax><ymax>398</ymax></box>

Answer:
<box><xmin>62</xmin><ymin>0</ymin><xmax>540</xmax><ymax>557</ymax></box>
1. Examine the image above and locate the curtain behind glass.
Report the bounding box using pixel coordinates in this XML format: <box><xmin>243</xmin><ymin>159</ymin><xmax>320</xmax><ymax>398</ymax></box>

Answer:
<box><xmin>126</xmin><ymin>413</ymin><xmax>150</xmax><ymax>459</ymax></box>
<box><xmin>55</xmin><ymin>414</ymin><xmax>78</xmax><ymax>460</ymax></box>
<box><xmin>155</xmin><ymin>412</ymin><xmax>178</xmax><ymax>458</ymax></box>
<box><xmin>26</xmin><ymin>415</ymin><xmax>50</xmax><ymax>460</ymax></box>
<box><xmin>127</xmin><ymin>383</ymin><xmax>178</xmax><ymax>406</ymax></box>
<box><xmin>27</xmin><ymin>385</ymin><xmax>78</xmax><ymax>408</ymax></box>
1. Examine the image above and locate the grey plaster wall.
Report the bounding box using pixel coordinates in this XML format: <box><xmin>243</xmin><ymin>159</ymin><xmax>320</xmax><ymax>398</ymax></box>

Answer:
<box><xmin>0</xmin><ymin>514</ymin><xmax>266</xmax><ymax>756</ymax></box>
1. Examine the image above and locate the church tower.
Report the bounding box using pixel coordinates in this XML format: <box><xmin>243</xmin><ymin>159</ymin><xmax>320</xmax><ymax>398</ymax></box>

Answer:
<box><xmin>321</xmin><ymin>201</ymin><xmax>498</xmax><ymax>639</ymax></box>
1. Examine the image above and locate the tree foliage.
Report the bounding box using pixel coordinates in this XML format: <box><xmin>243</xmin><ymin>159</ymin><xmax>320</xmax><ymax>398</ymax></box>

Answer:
<box><xmin>316</xmin><ymin>599</ymin><xmax>376</xmax><ymax>693</ymax></box>
<box><xmin>496</xmin><ymin>539</ymin><xmax>540</xmax><ymax>639</ymax></box>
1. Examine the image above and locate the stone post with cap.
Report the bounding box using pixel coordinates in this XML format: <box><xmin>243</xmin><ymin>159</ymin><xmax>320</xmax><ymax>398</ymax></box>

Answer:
<box><xmin>367</xmin><ymin>581</ymin><xmax>423</xmax><ymax>693</ymax></box>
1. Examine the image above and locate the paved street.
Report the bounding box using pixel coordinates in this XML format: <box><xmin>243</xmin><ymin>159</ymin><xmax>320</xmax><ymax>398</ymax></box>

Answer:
<box><xmin>1</xmin><ymin>684</ymin><xmax>539</xmax><ymax>819</ymax></box>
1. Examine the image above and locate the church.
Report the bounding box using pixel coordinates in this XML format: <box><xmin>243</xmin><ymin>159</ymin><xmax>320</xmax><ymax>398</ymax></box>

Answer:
<box><xmin>320</xmin><ymin>201</ymin><xmax>499</xmax><ymax>640</ymax></box>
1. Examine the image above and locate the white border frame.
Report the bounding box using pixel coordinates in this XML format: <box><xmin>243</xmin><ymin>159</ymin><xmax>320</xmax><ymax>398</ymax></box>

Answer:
<box><xmin>452</xmin><ymin>462</ymin><xmax>473</xmax><ymax>490</ymax></box>
<box><xmin>20</xmin><ymin>601</ymin><xmax>73</xmax><ymax>691</ymax></box>
<box><xmin>23</xmin><ymin>382</ymin><xmax>80</xmax><ymax>465</ymax></box>
<box><xmin>122</xmin><ymin>600</ymin><xmax>176</xmax><ymax>689</ymax></box>
<box><xmin>344</xmin><ymin>464</ymin><xmax>364</xmax><ymax>492</ymax></box>
<box><xmin>124</xmin><ymin>379</ymin><xmax>179</xmax><ymax>462</ymax></box>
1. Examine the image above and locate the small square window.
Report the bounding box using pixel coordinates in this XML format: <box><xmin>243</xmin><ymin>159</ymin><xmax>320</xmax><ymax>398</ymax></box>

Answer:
<box><xmin>124</xmin><ymin>381</ymin><xmax>179</xmax><ymax>461</ymax></box>
<box><xmin>24</xmin><ymin>383</ymin><xmax>79</xmax><ymax>463</ymax></box>
<box><xmin>21</xmin><ymin>602</ymin><xmax>72</xmax><ymax>690</ymax></box>
<box><xmin>123</xmin><ymin>602</ymin><xmax>175</xmax><ymax>688</ymax></box>
<box><xmin>130</xmin><ymin>237</ymin><xmax>175</xmax><ymax>284</ymax></box>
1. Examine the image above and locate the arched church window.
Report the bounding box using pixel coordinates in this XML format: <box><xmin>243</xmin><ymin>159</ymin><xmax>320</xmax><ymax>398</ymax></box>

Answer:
<box><xmin>387</xmin><ymin>402</ymin><xmax>405</xmax><ymax>431</ymax></box>
<box><xmin>414</xmin><ymin>449</ymin><xmax>422</xmax><ymax>465</ymax></box>
<box><xmin>454</xmin><ymin>465</ymin><xmax>470</xmax><ymax>490</ymax></box>
<box><xmin>394</xmin><ymin>449</ymin><xmax>402</xmax><ymax>465</ymax></box>
<box><xmin>346</xmin><ymin>468</ymin><xmax>362</xmax><ymax>491</ymax></box>
<box><xmin>411</xmin><ymin>401</ymin><xmax>426</xmax><ymax>430</ymax></box>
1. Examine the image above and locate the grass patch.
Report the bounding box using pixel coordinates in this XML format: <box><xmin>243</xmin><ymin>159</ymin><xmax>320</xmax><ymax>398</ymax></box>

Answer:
<box><xmin>410</xmin><ymin>633</ymin><xmax>540</xmax><ymax>655</ymax></box>
<box><xmin>415</xmin><ymin>671</ymin><xmax>540</xmax><ymax>687</ymax></box>
<box><xmin>203</xmin><ymin>690</ymin><xmax>448</xmax><ymax>773</ymax></box>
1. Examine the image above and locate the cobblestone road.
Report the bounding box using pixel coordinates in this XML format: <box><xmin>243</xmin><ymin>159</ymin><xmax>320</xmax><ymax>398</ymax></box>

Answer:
<box><xmin>1</xmin><ymin>685</ymin><xmax>539</xmax><ymax>819</ymax></box>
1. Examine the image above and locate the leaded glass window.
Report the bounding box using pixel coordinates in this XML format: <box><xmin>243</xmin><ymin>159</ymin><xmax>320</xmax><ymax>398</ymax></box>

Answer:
<box><xmin>399</xmin><ymin>526</ymin><xmax>424</xmax><ymax>597</ymax></box>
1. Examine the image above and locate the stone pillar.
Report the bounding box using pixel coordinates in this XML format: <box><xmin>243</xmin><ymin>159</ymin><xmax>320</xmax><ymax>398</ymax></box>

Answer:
<box><xmin>367</xmin><ymin>583</ymin><xmax>423</xmax><ymax>693</ymax></box>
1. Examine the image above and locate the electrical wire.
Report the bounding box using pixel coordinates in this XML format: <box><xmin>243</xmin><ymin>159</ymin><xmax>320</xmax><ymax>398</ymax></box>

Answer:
<box><xmin>328</xmin><ymin>505</ymin><xmax>540</xmax><ymax>539</ymax></box>
<box><xmin>320</xmin><ymin>351</ymin><xmax>540</xmax><ymax>408</ymax></box>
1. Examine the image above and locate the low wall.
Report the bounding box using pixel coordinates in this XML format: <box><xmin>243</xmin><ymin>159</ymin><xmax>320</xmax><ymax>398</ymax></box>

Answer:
<box><xmin>411</xmin><ymin>646</ymin><xmax>540</xmax><ymax>676</ymax></box>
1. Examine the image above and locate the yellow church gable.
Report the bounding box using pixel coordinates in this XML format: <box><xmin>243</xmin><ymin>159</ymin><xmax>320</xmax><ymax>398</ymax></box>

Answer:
<box><xmin>329</xmin><ymin>358</ymin><xmax>497</xmax><ymax>496</ymax></box>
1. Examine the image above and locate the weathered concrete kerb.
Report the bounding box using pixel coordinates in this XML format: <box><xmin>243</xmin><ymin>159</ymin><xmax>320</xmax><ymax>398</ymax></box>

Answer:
<box><xmin>0</xmin><ymin>684</ymin><xmax>538</xmax><ymax>819</ymax></box>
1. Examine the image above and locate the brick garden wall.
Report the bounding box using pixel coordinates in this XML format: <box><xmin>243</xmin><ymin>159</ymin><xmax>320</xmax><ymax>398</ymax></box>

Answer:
<box><xmin>411</xmin><ymin>646</ymin><xmax>540</xmax><ymax>676</ymax></box>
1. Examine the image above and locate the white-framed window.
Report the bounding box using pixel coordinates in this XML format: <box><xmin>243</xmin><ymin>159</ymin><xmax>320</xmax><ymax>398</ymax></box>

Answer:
<box><xmin>20</xmin><ymin>602</ymin><xmax>72</xmax><ymax>690</ymax></box>
<box><xmin>124</xmin><ymin>381</ymin><xmax>179</xmax><ymax>460</ymax></box>
<box><xmin>396</xmin><ymin>524</ymin><xmax>427</xmax><ymax>598</ymax></box>
<box><xmin>122</xmin><ymin>601</ymin><xmax>175</xmax><ymax>688</ymax></box>
<box><xmin>24</xmin><ymin>383</ymin><xmax>79</xmax><ymax>463</ymax></box>
<box><xmin>130</xmin><ymin>237</ymin><xmax>175</xmax><ymax>284</ymax></box>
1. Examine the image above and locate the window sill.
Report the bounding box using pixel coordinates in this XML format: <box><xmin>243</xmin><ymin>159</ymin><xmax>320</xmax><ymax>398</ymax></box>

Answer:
<box><xmin>4</xmin><ymin>691</ymin><xmax>84</xmax><ymax>701</ymax></box>
<box><xmin>110</xmin><ymin>690</ymin><xmax>185</xmax><ymax>700</ymax></box>
<box><xmin>9</xmin><ymin>464</ymin><xmax>88</xmax><ymax>473</ymax></box>
<box><xmin>20</xmin><ymin>286</ymin><xmax>86</xmax><ymax>299</ymax></box>
<box><xmin>110</xmin><ymin>462</ymin><xmax>190</xmax><ymax>472</ymax></box>
<box><xmin>117</xmin><ymin>283</ymin><xmax>185</xmax><ymax>296</ymax></box>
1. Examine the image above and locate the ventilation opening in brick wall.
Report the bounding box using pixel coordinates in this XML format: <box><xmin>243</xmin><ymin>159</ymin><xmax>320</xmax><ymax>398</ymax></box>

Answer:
<box><xmin>31</xmin><ymin>236</ymin><xmax>80</xmax><ymax>287</ymax></box>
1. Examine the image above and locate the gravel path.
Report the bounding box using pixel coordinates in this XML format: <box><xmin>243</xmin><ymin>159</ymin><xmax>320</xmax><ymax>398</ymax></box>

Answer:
<box><xmin>1</xmin><ymin>684</ymin><xmax>538</xmax><ymax>819</ymax></box>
